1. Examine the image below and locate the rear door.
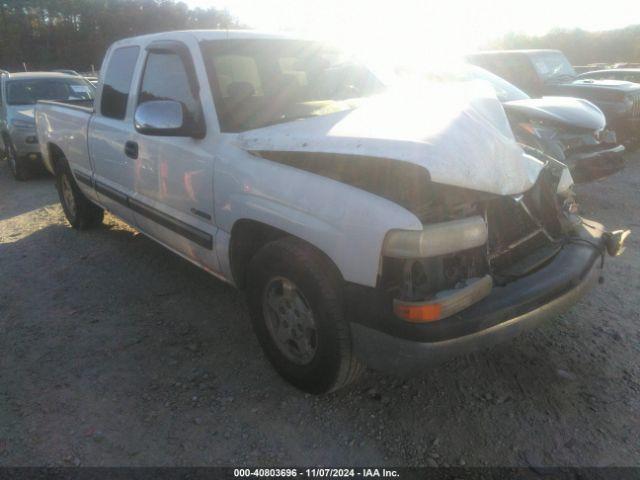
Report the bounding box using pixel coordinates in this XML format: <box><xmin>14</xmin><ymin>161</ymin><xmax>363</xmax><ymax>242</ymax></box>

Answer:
<box><xmin>88</xmin><ymin>44</ymin><xmax>141</xmax><ymax>224</ymax></box>
<box><xmin>129</xmin><ymin>38</ymin><xmax>219</xmax><ymax>272</ymax></box>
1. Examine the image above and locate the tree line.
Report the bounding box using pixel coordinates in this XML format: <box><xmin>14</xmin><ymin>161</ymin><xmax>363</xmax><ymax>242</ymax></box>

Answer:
<box><xmin>0</xmin><ymin>0</ymin><xmax>241</xmax><ymax>72</ymax></box>
<box><xmin>490</xmin><ymin>25</ymin><xmax>640</xmax><ymax>65</ymax></box>
<box><xmin>3</xmin><ymin>1</ymin><xmax>640</xmax><ymax>73</ymax></box>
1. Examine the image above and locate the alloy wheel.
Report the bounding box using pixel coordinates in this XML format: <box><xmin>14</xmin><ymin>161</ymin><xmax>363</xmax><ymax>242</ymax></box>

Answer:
<box><xmin>60</xmin><ymin>174</ymin><xmax>77</xmax><ymax>218</ymax></box>
<box><xmin>262</xmin><ymin>276</ymin><xmax>318</xmax><ymax>365</ymax></box>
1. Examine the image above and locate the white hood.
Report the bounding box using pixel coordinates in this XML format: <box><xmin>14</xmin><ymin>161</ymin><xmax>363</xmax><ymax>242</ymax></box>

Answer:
<box><xmin>236</xmin><ymin>83</ymin><xmax>545</xmax><ymax>196</ymax></box>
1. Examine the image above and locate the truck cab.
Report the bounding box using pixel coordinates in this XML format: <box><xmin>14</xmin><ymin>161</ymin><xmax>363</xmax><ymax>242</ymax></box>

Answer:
<box><xmin>35</xmin><ymin>31</ymin><xmax>629</xmax><ymax>393</ymax></box>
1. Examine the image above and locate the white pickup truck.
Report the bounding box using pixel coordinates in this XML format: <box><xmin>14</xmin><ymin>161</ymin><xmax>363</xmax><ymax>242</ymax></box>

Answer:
<box><xmin>35</xmin><ymin>30</ymin><xmax>629</xmax><ymax>393</ymax></box>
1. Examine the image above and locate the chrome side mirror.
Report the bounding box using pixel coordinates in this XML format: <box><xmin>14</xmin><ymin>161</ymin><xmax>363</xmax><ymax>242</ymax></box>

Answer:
<box><xmin>134</xmin><ymin>100</ymin><xmax>190</xmax><ymax>136</ymax></box>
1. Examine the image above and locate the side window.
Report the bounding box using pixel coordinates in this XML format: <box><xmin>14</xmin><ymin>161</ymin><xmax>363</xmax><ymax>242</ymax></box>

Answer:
<box><xmin>139</xmin><ymin>51</ymin><xmax>200</xmax><ymax>118</ymax></box>
<box><xmin>101</xmin><ymin>46</ymin><xmax>140</xmax><ymax>120</ymax></box>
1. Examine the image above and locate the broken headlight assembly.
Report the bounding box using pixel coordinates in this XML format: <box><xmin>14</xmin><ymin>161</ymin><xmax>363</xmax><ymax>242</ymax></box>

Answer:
<box><xmin>382</xmin><ymin>216</ymin><xmax>488</xmax><ymax>259</ymax></box>
<box><xmin>382</xmin><ymin>165</ymin><xmax>574</xmax><ymax>323</ymax></box>
<box><xmin>381</xmin><ymin>215</ymin><xmax>492</xmax><ymax>323</ymax></box>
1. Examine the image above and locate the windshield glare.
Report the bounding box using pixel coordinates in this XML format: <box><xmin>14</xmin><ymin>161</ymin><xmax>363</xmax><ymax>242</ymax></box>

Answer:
<box><xmin>531</xmin><ymin>53</ymin><xmax>576</xmax><ymax>81</ymax></box>
<box><xmin>6</xmin><ymin>78</ymin><xmax>95</xmax><ymax>105</ymax></box>
<box><xmin>201</xmin><ymin>39</ymin><xmax>385</xmax><ymax>132</ymax></box>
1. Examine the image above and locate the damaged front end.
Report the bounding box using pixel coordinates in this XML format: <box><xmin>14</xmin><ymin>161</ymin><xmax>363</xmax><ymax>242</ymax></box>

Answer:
<box><xmin>505</xmin><ymin>100</ymin><xmax>627</xmax><ymax>183</ymax></box>
<box><xmin>381</xmin><ymin>158</ymin><xmax>629</xmax><ymax>324</ymax></box>
<box><xmin>239</xmin><ymin>82</ymin><xmax>628</xmax><ymax>332</ymax></box>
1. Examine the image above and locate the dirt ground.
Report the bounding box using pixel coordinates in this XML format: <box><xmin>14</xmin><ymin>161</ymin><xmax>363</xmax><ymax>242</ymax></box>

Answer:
<box><xmin>0</xmin><ymin>154</ymin><xmax>639</xmax><ymax>468</ymax></box>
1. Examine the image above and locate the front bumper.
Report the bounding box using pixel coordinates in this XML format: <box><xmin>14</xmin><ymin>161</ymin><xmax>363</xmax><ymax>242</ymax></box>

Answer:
<box><xmin>9</xmin><ymin>127</ymin><xmax>40</xmax><ymax>157</ymax></box>
<box><xmin>609</xmin><ymin>116</ymin><xmax>640</xmax><ymax>148</ymax></box>
<box><xmin>566</xmin><ymin>144</ymin><xmax>626</xmax><ymax>183</ymax></box>
<box><xmin>347</xmin><ymin>221</ymin><xmax>607</xmax><ymax>375</ymax></box>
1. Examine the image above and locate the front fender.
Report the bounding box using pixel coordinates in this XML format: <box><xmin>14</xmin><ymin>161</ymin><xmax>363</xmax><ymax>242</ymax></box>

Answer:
<box><xmin>214</xmin><ymin>149</ymin><xmax>423</xmax><ymax>287</ymax></box>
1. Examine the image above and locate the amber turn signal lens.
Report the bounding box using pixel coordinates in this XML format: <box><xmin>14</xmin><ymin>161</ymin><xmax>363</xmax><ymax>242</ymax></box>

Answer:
<box><xmin>393</xmin><ymin>303</ymin><xmax>442</xmax><ymax>322</ymax></box>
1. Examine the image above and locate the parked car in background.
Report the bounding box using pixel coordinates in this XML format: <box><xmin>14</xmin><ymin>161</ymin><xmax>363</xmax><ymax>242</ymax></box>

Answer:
<box><xmin>53</xmin><ymin>68</ymin><xmax>99</xmax><ymax>86</ymax></box>
<box><xmin>573</xmin><ymin>65</ymin><xmax>602</xmax><ymax>75</ymax></box>
<box><xmin>53</xmin><ymin>69</ymin><xmax>81</xmax><ymax>76</ymax></box>
<box><xmin>612</xmin><ymin>63</ymin><xmax>640</xmax><ymax>69</ymax></box>
<box><xmin>467</xmin><ymin>50</ymin><xmax>640</xmax><ymax>149</ymax></box>
<box><xmin>1</xmin><ymin>71</ymin><xmax>95</xmax><ymax>180</ymax></box>
<box><xmin>422</xmin><ymin>65</ymin><xmax>625</xmax><ymax>182</ymax></box>
<box><xmin>35</xmin><ymin>31</ymin><xmax>629</xmax><ymax>393</ymax></box>
<box><xmin>577</xmin><ymin>68</ymin><xmax>640</xmax><ymax>85</ymax></box>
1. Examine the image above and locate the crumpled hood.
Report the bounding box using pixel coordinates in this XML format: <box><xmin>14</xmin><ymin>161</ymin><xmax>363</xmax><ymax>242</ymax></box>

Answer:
<box><xmin>236</xmin><ymin>84</ymin><xmax>545</xmax><ymax>196</ymax></box>
<box><xmin>503</xmin><ymin>96</ymin><xmax>606</xmax><ymax>131</ymax></box>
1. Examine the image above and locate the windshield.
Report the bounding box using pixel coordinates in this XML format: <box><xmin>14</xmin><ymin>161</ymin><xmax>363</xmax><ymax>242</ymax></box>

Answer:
<box><xmin>200</xmin><ymin>39</ymin><xmax>385</xmax><ymax>132</ymax></box>
<box><xmin>6</xmin><ymin>77</ymin><xmax>95</xmax><ymax>105</ymax></box>
<box><xmin>420</xmin><ymin>64</ymin><xmax>529</xmax><ymax>102</ymax></box>
<box><xmin>531</xmin><ymin>52</ymin><xmax>576</xmax><ymax>82</ymax></box>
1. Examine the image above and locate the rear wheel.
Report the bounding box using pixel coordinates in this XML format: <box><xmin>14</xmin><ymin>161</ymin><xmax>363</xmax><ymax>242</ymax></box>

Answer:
<box><xmin>55</xmin><ymin>161</ymin><xmax>104</xmax><ymax>229</ymax></box>
<box><xmin>246</xmin><ymin>237</ymin><xmax>364</xmax><ymax>393</ymax></box>
<box><xmin>4</xmin><ymin>136</ymin><xmax>29</xmax><ymax>181</ymax></box>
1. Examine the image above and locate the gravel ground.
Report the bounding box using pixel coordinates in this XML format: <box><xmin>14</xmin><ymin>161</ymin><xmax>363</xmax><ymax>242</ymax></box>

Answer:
<box><xmin>0</xmin><ymin>155</ymin><xmax>639</xmax><ymax>467</ymax></box>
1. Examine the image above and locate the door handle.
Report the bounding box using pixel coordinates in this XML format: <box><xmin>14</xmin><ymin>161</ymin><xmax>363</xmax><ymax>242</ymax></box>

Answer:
<box><xmin>124</xmin><ymin>141</ymin><xmax>138</xmax><ymax>159</ymax></box>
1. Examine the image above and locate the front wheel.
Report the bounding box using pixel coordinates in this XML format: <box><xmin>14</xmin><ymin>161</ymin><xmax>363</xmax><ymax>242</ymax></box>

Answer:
<box><xmin>55</xmin><ymin>163</ymin><xmax>104</xmax><ymax>230</ymax></box>
<box><xmin>246</xmin><ymin>237</ymin><xmax>364</xmax><ymax>394</ymax></box>
<box><xmin>5</xmin><ymin>137</ymin><xmax>29</xmax><ymax>181</ymax></box>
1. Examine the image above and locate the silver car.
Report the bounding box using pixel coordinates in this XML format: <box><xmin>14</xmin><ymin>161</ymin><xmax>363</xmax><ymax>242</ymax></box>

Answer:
<box><xmin>1</xmin><ymin>72</ymin><xmax>95</xmax><ymax>180</ymax></box>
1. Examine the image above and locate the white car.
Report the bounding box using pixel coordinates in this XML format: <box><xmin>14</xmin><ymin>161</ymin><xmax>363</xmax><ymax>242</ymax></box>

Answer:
<box><xmin>1</xmin><ymin>71</ymin><xmax>95</xmax><ymax>180</ymax></box>
<box><xmin>35</xmin><ymin>30</ymin><xmax>628</xmax><ymax>393</ymax></box>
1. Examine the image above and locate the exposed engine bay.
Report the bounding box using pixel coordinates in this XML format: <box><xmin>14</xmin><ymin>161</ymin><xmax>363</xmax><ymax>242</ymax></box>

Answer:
<box><xmin>253</xmin><ymin>148</ymin><xmax>592</xmax><ymax>305</ymax></box>
<box><xmin>379</xmin><ymin>157</ymin><xmax>587</xmax><ymax>303</ymax></box>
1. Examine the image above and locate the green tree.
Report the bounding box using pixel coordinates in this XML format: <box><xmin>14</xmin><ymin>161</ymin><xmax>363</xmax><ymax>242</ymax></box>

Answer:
<box><xmin>0</xmin><ymin>0</ymin><xmax>241</xmax><ymax>72</ymax></box>
<box><xmin>489</xmin><ymin>24</ymin><xmax>640</xmax><ymax>65</ymax></box>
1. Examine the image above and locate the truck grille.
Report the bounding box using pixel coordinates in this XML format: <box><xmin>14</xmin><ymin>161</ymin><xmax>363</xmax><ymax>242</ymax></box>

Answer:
<box><xmin>486</xmin><ymin>171</ymin><xmax>564</xmax><ymax>278</ymax></box>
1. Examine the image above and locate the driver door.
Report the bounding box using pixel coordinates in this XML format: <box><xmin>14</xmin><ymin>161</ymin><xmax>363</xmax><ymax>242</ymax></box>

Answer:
<box><xmin>130</xmin><ymin>41</ymin><xmax>219</xmax><ymax>272</ymax></box>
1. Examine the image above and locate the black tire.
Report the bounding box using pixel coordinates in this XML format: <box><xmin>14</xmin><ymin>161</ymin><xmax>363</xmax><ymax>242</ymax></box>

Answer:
<box><xmin>54</xmin><ymin>160</ymin><xmax>104</xmax><ymax>230</ymax></box>
<box><xmin>4</xmin><ymin>136</ymin><xmax>29</xmax><ymax>181</ymax></box>
<box><xmin>246</xmin><ymin>237</ymin><xmax>364</xmax><ymax>394</ymax></box>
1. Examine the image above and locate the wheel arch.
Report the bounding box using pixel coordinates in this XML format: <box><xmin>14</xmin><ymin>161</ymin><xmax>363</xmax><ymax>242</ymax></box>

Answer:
<box><xmin>228</xmin><ymin>218</ymin><xmax>345</xmax><ymax>290</ymax></box>
<box><xmin>44</xmin><ymin>142</ymin><xmax>67</xmax><ymax>175</ymax></box>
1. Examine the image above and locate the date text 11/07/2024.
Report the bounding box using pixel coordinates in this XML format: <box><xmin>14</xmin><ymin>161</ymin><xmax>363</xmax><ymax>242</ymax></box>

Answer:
<box><xmin>233</xmin><ymin>468</ymin><xmax>400</xmax><ymax>478</ymax></box>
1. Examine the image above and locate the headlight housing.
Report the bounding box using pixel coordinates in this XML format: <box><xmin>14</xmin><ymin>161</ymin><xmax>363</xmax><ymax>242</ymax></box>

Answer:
<box><xmin>383</xmin><ymin>216</ymin><xmax>488</xmax><ymax>258</ymax></box>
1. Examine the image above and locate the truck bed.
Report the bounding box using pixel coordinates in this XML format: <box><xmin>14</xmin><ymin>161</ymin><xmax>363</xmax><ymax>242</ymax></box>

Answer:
<box><xmin>35</xmin><ymin>99</ymin><xmax>94</xmax><ymax>175</ymax></box>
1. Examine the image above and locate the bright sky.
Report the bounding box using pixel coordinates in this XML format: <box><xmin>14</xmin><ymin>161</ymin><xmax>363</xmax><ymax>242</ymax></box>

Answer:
<box><xmin>185</xmin><ymin>0</ymin><xmax>640</xmax><ymax>67</ymax></box>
